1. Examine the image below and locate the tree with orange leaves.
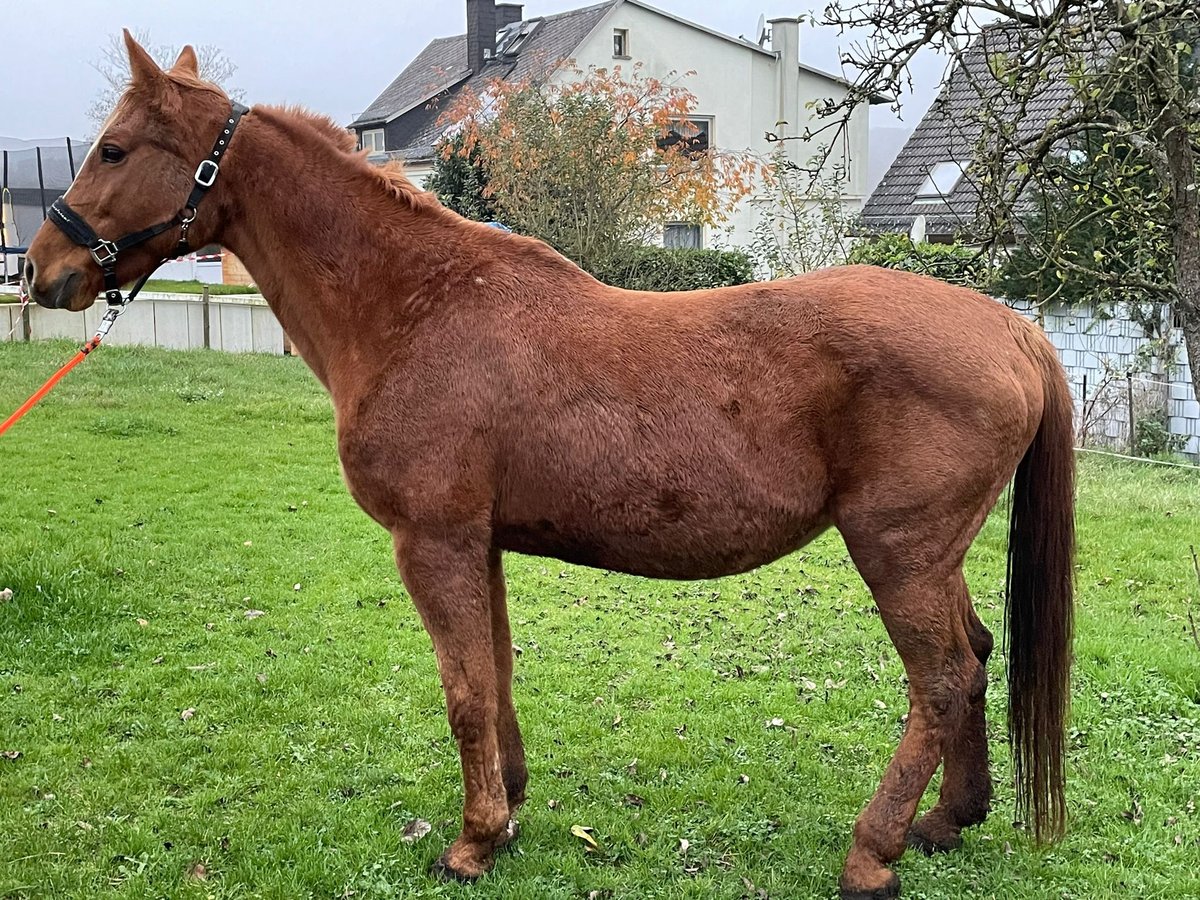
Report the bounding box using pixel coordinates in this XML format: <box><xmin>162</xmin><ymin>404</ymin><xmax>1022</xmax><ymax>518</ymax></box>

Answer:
<box><xmin>437</xmin><ymin>65</ymin><xmax>758</xmax><ymax>274</ymax></box>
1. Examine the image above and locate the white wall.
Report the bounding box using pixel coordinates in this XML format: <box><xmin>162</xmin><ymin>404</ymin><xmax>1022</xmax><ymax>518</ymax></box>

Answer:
<box><xmin>564</xmin><ymin>4</ymin><xmax>866</xmax><ymax>251</ymax></box>
<box><xmin>1018</xmin><ymin>301</ymin><xmax>1199</xmax><ymax>460</ymax></box>
<box><xmin>1</xmin><ymin>291</ymin><xmax>285</xmax><ymax>355</ymax></box>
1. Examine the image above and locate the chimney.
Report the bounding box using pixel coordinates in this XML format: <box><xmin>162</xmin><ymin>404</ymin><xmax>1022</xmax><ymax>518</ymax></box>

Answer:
<box><xmin>768</xmin><ymin>17</ymin><xmax>801</xmax><ymax>160</ymax></box>
<box><xmin>496</xmin><ymin>3</ymin><xmax>523</xmax><ymax>29</ymax></box>
<box><xmin>466</xmin><ymin>0</ymin><xmax>497</xmax><ymax>74</ymax></box>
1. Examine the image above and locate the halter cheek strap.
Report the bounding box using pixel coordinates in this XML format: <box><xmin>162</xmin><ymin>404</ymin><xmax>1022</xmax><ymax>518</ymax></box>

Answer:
<box><xmin>47</xmin><ymin>100</ymin><xmax>249</xmax><ymax>309</ymax></box>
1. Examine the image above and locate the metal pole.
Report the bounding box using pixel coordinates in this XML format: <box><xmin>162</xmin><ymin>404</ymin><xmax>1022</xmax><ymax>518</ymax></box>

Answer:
<box><xmin>35</xmin><ymin>147</ymin><xmax>48</xmax><ymax>218</ymax></box>
<box><xmin>202</xmin><ymin>285</ymin><xmax>211</xmax><ymax>349</ymax></box>
<box><xmin>1127</xmin><ymin>373</ymin><xmax>1136</xmax><ymax>455</ymax></box>
<box><xmin>1</xmin><ymin>149</ymin><xmax>8</xmax><ymax>284</ymax></box>
<box><xmin>1079</xmin><ymin>373</ymin><xmax>1088</xmax><ymax>445</ymax></box>
<box><xmin>66</xmin><ymin>137</ymin><xmax>77</xmax><ymax>180</ymax></box>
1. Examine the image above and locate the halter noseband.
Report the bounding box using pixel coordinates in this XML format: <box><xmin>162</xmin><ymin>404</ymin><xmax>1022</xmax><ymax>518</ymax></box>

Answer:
<box><xmin>48</xmin><ymin>101</ymin><xmax>249</xmax><ymax>308</ymax></box>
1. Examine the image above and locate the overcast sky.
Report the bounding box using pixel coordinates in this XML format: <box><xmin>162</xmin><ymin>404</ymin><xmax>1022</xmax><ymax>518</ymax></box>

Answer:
<box><xmin>6</xmin><ymin>1</ymin><xmax>945</xmax><ymax>140</ymax></box>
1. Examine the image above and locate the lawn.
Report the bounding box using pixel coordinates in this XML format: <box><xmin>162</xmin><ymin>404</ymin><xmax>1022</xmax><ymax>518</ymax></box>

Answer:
<box><xmin>1</xmin><ymin>341</ymin><xmax>1198</xmax><ymax>900</ymax></box>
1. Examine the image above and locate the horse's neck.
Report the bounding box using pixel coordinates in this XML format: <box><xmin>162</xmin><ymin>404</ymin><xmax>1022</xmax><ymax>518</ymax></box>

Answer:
<box><xmin>216</xmin><ymin>112</ymin><xmax>456</xmax><ymax>396</ymax></box>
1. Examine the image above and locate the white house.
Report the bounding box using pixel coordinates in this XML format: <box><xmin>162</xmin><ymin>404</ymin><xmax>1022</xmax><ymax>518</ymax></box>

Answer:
<box><xmin>349</xmin><ymin>0</ymin><xmax>872</xmax><ymax>251</ymax></box>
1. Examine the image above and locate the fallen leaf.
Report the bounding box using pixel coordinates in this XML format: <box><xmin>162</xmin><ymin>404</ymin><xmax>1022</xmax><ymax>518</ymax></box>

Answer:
<box><xmin>136</xmin><ymin>618</ymin><xmax>149</xmax><ymax>628</ymax></box>
<box><xmin>1</xmin><ymin>750</ymin><xmax>22</xmax><ymax>761</ymax></box>
<box><xmin>679</xmin><ymin>838</ymin><xmax>690</xmax><ymax>854</ymax></box>
<box><xmin>766</xmin><ymin>717</ymin><xmax>785</xmax><ymax>729</ymax></box>
<box><xmin>874</xmin><ymin>699</ymin><xmax>887</xmax><ymax>710</ymax></box>
<box><xmin>401</xmin><ymin>819</ymin><xmax>431</xmax><ymax>844</ymax></box>
<box><xmin>244</xmin><ymin>609</ymin><xmax>266</xmax><ymax>620</ymax></box>
<box><xmin>186</xmin><ymin>662</ymin><xmax>216</xmax><ymax>672</ymax></box>
<box><xmin>180</xmin><ymin>708</ymin><xmax>196</xmax><ymax>722</ymax></box>
<box><xmin>626</xmin><ymin>758</ymin><xmax>638</xmax><ymax>775</ymax></box>
<box><xmin>256</xmin><ymin>673</ymin><xmax>268</xmax><ymax>685</ymax></box>
<box><xmin>186</xmin><ymin>862</ymin><xmax>207</xmax><ymax>881</ymax></box>
<box><xmin>738</xmin><ymin>774</ymin><xmax>750</xmax><ymax>785</ymax></box>
<box><xmin>0</xmin><ymin>588</ymin><xmax>13</xmax><ymax>602</ymax></box>
<box><xmin>624</xmin><ymin>793</ymin><xmax>645</xmax><ymax>808</ymax></box>
<box><xmin>152</xmin><ymin>656</ymin><xmax>164</xmax><ymax>665</ymax></box>
<box><xmin>547</xmin><ymin>798</ymin><xmax>559</xmax><ymax>810</ymax></box>
<box><xmin>801</xmin><ymin>678</ymin><xmax>817</xmax><ymax>691</ymax></box>
<box><xmin>570</xmin><ymin>824</ymin><xmax>599</xmax><ymax>852</ymax></box>
<box><xmin>612</xmin><ymin>714</ymin><xmax>623</xmax><ymax>729</ymax></box>
<box><xmin>293</xmin><ymin>584</ymin><xmax>302</xmax><ymax>591</ymax></box>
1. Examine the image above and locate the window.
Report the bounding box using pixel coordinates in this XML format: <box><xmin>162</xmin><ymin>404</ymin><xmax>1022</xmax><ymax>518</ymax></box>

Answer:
<box><xmin>915</xmin><ymin>161</ymin><xmax>967</xmax><ymax>201</ymax></box>
<box><xmin>613</xmin><ymin>28</ymin><xmax>629</xmax><ymax>58</ymax></box>
<box><xmin>664</xmin><ymin>223</ymin><xmax>702</xmax><ymax>249</ymax></box>
<box><xmin>657</xmin><ymin>117</ymin><xmax>712</xmax><ymax>157</ymax></box>
<box><xmin>361</xmin><ymin>129</ymin><xmax>385</xmax><ymax>154</ymax></box>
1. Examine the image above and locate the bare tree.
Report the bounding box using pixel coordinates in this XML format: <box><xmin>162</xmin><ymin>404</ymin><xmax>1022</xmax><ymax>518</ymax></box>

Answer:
<box><xmin>87</xmin><ymin>29</ymin><xmax>243</xmax><ymax>135</ymax></box>
<box><xmin>811</xmin><ymin>1</ymin><xmax>1200</xmax><ymax>404</ymax></box>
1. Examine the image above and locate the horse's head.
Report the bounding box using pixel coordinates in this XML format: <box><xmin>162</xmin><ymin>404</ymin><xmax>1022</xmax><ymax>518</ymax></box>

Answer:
<box><xmin>25</xmin><ymin>31</ymin><xmax>232</xmax><ymax>311</ymax></box>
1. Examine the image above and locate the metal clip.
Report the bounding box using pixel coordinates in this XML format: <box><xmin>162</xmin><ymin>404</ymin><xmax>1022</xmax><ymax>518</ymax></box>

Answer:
<box><xmin>90</xmin><ymin>240</ymin><xmax>119</xmax><ymax>268</ymax></box>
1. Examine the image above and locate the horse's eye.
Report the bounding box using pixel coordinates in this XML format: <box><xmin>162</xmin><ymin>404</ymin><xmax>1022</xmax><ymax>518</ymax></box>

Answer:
<box><xmin>100</xmin><ymin>145</ymin><xmax>126</xmax><ymax>164</ymax></box>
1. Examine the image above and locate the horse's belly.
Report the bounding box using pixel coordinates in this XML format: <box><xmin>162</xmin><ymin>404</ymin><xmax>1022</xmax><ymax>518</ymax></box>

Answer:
<box><xmin>493</xmin><ymin>472</ymin><xmax>830</xmax><ymax>579</ymax></box>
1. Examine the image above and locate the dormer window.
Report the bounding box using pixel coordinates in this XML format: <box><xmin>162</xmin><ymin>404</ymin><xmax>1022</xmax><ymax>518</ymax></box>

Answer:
<box><xmin>360</xmin><ymin>129</ymin><xmax>385</xmax><ymax>154</ymax></box>
<box><xmin>915</xmin><ymin>161</ymin><xmax>967</xmax><ymax>202</ymax></box>
<box><xmin>613</xmin><ymin>28</ymin><xmax>630</xmax><ymax>58</ymax></box>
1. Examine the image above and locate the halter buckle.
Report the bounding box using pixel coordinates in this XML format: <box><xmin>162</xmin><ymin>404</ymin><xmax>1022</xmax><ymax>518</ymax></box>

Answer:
<box><xmin>90</xmin><ymin>240</ymin><xmax>119</xmax><ymax>268</ymax></box>
<box><xmin>194</xmin><ymin>159</ymin><xmax>220</xmax><ymax>188</ymax></box>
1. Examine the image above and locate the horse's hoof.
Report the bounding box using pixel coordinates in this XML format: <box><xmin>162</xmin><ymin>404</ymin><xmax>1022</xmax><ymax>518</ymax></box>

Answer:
<box><xmin>907</xmin><ymin>824</ymin><xmax>963</xmax><ymax>855</ymax></box>
<box><xmin>430</xmin><ymin>848</ymin><xmax>490</xmax><ymax>883</ymax></box>
<box><xmin>839</xmin><ymin>871</ymin><xmax>900</xmax><ymax>900</ymax></box>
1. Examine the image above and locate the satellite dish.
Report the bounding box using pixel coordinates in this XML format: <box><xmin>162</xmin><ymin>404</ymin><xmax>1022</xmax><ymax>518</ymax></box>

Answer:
<box><xmin>756</xmin><ymin>14</ymin><xmax>769</xmax><ymax>47</ymax></box>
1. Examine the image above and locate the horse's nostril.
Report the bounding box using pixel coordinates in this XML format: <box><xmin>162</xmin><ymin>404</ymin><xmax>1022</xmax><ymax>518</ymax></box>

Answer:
<box><xmin>23</xmin><ymin>257</ymin><xmax>37</xmax><ymax>285</ymax></box>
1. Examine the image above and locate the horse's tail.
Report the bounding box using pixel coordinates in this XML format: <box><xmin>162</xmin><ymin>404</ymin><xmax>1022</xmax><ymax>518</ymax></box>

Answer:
<box><xmin>1006</xmin><ymin>332</ymin><xmax>1075</xmax><ymax>842</ymax></box>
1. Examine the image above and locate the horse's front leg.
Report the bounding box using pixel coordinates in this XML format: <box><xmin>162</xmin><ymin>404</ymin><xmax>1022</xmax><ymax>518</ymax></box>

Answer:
<box><xmin>394</xmin><ymin>526</ymin><xmax>511</xmax><ymax>880</ymax></box>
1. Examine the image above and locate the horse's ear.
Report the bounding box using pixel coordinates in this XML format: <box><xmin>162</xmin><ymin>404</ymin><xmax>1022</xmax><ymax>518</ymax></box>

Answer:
<box><xmin>171</xmin><ymin>45</ymin><xmax>200</xmax><ymax>77</ymax></box>
<box><xmin>123</xmin><ymin>29</ymin><xmax>163</xmax><ymax>85</ymax></box>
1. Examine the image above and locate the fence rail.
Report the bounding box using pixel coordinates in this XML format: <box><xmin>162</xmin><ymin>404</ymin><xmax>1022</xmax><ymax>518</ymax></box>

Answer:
<box><xmin>0</xmin><ymin>288</ymin><xmax>284</xmax><ymax>355</ymax></box>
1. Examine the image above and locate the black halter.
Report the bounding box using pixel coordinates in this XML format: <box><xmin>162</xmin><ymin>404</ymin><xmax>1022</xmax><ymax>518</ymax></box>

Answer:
<box><xmin>48</xmin><ymin>101</ymin><xmax>249</xmax><ymax>308</ymax></box>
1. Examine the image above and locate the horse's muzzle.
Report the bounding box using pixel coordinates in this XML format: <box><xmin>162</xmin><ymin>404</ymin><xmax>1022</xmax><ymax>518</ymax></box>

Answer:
<box><xmin>28</xmin><ymin>268</ymin><xmax>82</xmax><ymax>310</ymax></box>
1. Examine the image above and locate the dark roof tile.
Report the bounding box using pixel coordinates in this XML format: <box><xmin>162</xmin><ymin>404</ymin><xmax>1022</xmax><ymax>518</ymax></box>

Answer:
<box><xmin>352</xmin><ymin>1</ymin><xmax>616</xmax><ymax>157</ymax></box>
<box><xmin>861</xmin><ymin>25</ymin><xmax>1078</xmax><ymax>237</ymax></box>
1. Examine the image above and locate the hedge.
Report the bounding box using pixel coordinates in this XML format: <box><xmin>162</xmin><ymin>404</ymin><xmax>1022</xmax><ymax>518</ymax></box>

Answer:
<box><xmin>591</xmin><ymin>246</ymin><xmax>755</xmax><ymax>292</ymax></box>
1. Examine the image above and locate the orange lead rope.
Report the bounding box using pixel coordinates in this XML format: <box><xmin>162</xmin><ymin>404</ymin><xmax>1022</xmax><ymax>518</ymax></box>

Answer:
<box><xmin>0</xmin><ymin>305</ymin><xmax>122</xmax><ymax>437</ymax></box>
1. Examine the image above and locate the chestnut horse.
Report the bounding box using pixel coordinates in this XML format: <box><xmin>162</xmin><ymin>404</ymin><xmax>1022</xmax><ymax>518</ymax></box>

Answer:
<box><xmin>24</xmin><ymin>34</ymin><xmax>1074</xmax><ymax>900</ymax></box>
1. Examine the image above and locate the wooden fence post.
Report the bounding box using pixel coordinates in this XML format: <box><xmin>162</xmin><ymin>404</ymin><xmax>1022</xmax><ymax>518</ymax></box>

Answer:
<box><xmin>202</xmin><ymin>285</ymin><xmax>211</xmax><ymax>349</ymax></box>
<box><xmin>21</xmin><ymin>301</ymin><xmax>31</xmax><ymax>341</ymax></box>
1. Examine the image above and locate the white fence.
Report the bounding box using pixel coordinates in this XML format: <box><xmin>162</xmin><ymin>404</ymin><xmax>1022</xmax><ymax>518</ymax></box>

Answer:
<box><xmin>1016</xmin><ymin>301</ymin><xmax>1199</xmax><ymax>460</ymax></box>
<box><xmin>1</xmin><ymin>290</ymin><xmax>285</xmax><ymax>355</ymax></box>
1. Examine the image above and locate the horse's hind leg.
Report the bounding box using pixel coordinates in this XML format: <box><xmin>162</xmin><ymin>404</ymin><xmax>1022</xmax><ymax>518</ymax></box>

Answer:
<box><xmin>487</xmin><ymin>550</ymin><xmax>528</xmax><ymax>822</ymax></box>
<box><xmin>836</xmin><ymin>559</ymin><xmax>986</xmax><ymax>900</ymax></box>
<box><xmin>393</xmin><ymin>528</ymin><xmax>511</xmax><ymax>881</ymax></box>
<box><xmin>908</xmin><ymin>587</ymin><xmax>994</xmax><ymax>854</ymax></box>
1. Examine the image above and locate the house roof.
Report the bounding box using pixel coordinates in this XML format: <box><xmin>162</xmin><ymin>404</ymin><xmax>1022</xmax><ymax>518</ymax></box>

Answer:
<box><xmin>351</xmin><ymin>1</ymin><xmax>617</xmax><ymax>154</ymax></box>
<box><xmin>860</xmin><ymin>24</ymin><xmax>1077</xmax><ymax>238</ymax></box>
<box><xmin>352</xmin><ymin>0</ymin><xmax>861</xmax><ymax>162</ymax></box>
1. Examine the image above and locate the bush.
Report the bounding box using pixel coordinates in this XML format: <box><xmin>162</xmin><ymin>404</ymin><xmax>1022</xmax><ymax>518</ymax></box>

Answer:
<box><xmin>847</xmin><ymin>233</ymin><xmax>993</xmax><ymax>290</ymax></box>
<box><xmin>1134</xmin><ymin>409</ymin><xmax>1187</xmax><ymax>458</ymax></box>
<box><xmin>590</xmin><ymin>246</ymin><xmax>755</xmax><ymax>292</ymax></box>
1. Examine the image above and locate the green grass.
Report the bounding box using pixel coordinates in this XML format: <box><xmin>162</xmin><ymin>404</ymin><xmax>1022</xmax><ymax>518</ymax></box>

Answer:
<box><xmin>1</xmin><ymin>341</ymin><xmax>1198</xmax><ymax>900</ymax></box>
<box><xmin>140</xmin><ymin>280</ymin><xmax>258</xmax><ymax>295</ymax></box>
